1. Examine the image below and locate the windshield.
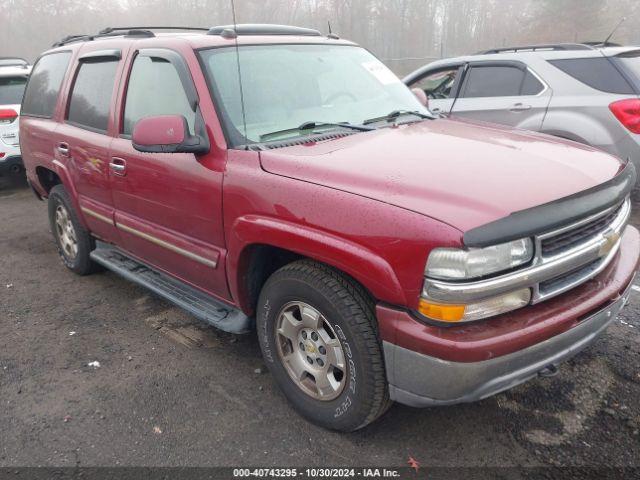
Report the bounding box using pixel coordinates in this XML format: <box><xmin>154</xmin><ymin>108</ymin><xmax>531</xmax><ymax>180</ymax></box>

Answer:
<box><xmin>199</xmin><ymin>44</ymin><xmax>429</xmax><ymax>146</ymax></box>
<box><xmin>0</xmin><ymin>76</ymin><xmax>27</xmax><ymax>105</ymax></box>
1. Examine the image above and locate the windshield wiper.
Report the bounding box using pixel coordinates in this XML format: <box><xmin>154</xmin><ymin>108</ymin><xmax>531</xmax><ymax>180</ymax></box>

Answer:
<box><xmin>363</xmin><ymin>110</ymin><xmax>433</xmax><ymax>125</ymax></box>
<box><xmin>259</xmin><ymin>121</ymin><xmax>373</xmax><ymax>142</ymax></box>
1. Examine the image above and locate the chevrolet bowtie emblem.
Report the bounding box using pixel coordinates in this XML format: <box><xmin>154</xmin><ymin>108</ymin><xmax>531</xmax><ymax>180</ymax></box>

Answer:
<box><xmin>599</xmin><ymin>230</ymin><xmax>620</xmax><ymax>257</ymax></box>
<box><xmin>305</xmin><ymin>342</ymin><xmax>316</xmax><ymax>353</ymax></box>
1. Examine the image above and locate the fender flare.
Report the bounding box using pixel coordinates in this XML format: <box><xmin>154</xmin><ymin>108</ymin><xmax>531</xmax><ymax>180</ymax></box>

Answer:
<box><xmin>227</xmin><ymin>215</ymin><xmax>406</xmax><ymax>312</ymax></box>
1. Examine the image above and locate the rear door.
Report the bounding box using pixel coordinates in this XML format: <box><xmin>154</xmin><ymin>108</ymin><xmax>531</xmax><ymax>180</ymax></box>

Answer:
<box><xmin>406</xmin><ymin>64</ymin><xmax>464</xmax><ymax>115</ymax></box>
<box><xmin>54</xmin><ymin>48</ymin><xmax>125</xmax><ymax>243</ymax></box>
<box><xmin>451</xmin><ymin>61</ymin><xmax>552</xmax><ymax>130</ymax></box>
<box><xmin>109</xmin><ymin>47</ymin><xmax>230</xmax><ymax>299</ymax></box>
<box><xmin>20</xmin><ymin>51</ymin><xmax>73</xmax><ymax>185</ymax></box>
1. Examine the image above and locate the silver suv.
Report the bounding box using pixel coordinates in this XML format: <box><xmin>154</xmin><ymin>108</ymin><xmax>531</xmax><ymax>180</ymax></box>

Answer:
<box><xmin>404</xmin><ymin>44</ymin><xmax>640</xmax><ymax>173</ymax></box>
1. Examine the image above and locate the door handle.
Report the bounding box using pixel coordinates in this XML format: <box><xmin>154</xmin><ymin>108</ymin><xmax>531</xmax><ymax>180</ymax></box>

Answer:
<box><xmin>109</xmin><ymin>157</ymin><xmax>127</xmax><ymax>176</ymax></box>
<box><xmin>510</xmin><ymin>103</ymin><xmax>532</xmax><ymax>112</ymax></box>
<box><xmin>57</xmin><ymin>142</ymin><xmax>70</xmax><ymax>157</ymax></box>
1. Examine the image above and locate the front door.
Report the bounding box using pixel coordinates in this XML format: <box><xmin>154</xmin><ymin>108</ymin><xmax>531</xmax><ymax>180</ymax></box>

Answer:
<box><xmin>109</xmin><ymin>48</ymin><xmax>230</xmax><ymax>299</ymax></box>
<box><xmin>406</xmin><ymin>65</ymin><xmax>463</xmax><ymax>116</ymax></box>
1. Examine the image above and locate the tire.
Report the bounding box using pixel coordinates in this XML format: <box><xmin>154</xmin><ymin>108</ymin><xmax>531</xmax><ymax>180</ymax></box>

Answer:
<box><xmin>257</xmin><ymin>260</ymin><xmax>391</xmax><ymax>431</ymax></box>
<box><xmin>48</xmin><ymin>184</ymin><xmax>99</xmax><ymax>275</ymax></box>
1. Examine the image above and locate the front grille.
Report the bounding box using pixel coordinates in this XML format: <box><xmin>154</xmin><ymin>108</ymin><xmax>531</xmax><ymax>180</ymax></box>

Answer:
<box><xmin>541</xmin><ymin>203</ymin><xmax>623</xmax><ymax>257</ymax></box>
<box><xmin>538</xmin><ymin>259</ymin><xmax>601</xmax><ymax>297</ymax></box>
<box><xmin>531</xmin><ymin>199</ymin><xmax>630</xmax><ymax>303</ymax></box>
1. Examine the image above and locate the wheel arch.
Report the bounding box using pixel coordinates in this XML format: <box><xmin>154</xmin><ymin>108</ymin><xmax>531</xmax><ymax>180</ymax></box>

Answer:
<box><xmin>228</xmin><ymin>216</ymin><xmax>406</xmax><ymax>316</ymax></box>
<box><xmin>35</xmin><ymin>166</ymin><xmax>62</xmax><ymax>195</ymax></box>
<box><xmin>35</xmin><ymin>161</ymin><xmax>87</xmax><ymax>229</ymax></box>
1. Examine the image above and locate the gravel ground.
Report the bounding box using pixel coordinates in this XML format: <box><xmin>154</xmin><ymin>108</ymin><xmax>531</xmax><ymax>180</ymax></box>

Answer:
<box><xmin>0</xmin><ymin>173</ymin><xmax>639</xmax><ymax>469</ymax></box>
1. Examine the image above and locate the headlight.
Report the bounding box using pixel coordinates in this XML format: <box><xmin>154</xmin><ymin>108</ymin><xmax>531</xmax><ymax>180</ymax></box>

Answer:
<box><xmin>425</xmin><ymin>238</ymin><xmax>533</xmax><ymax>280</ymax></box>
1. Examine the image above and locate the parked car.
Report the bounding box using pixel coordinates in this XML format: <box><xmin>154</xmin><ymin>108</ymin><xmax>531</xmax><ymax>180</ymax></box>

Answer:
<box><xmin>404</xmin><ymin>43</ymin><xmax>640</xmax><ymax>173</ymax></box>
<box><xmin>21</xmin><ymin>26</ymin><xmax>639</xmax><ymax>431</ymax></box>
<box><xmin>0</xmin><ymin>57</ymin><xmax>31</xmax><ymax>175</ymax></box>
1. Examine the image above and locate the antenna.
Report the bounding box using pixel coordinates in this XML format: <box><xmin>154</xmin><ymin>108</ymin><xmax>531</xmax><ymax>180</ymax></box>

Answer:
<box><xmin>326</xmin><ymin>20</ymin><xmax>339</xmax><ymax>39</ymax></box>
<box><xmin>230</xmin><ymin>0</ymin><xmax>249</xmax><ymax>149</ymax></box>
<box><xmin>603</xmin><ymin>16</ymin><xmax>626</xmax><ymax>45</ymax></box>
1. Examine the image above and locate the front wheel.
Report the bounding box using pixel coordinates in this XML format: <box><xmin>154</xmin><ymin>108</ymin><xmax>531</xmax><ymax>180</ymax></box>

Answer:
<box><xmin>257</xmin><ymin>260</ymin><xmax>391</xmax><ymax>431</ymax></box>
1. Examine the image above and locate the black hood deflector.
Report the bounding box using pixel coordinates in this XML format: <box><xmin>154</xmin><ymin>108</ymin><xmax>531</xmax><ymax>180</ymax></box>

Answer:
<box><xmin>464</xmin><ymin>161</ymin><xmax>636</xmax><ymax>248</ymax></box>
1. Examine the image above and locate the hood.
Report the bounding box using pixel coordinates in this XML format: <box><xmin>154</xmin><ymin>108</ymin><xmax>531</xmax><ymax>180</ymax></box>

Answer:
<box><xmin>259</xmin><ymin>118</ymin><xmax>625</xmax><ymax>234</ymax></box>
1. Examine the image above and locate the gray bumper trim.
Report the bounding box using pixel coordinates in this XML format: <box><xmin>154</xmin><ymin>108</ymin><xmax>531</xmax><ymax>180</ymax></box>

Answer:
<box><xmin>385</xmin><ymin>282</ymin><xmax>632</xmax><ymax>408</ymax></box>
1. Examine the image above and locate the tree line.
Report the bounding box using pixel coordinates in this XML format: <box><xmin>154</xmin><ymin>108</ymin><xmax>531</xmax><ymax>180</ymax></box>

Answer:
<box><xmin>1</xmin><ymin>0</ymin><xmax>638</xmax><ymax>74</ymax></box>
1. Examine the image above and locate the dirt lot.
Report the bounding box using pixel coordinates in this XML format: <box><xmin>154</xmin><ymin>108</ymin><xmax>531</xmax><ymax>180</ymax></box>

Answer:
<box><xmin>1</xmin><ymin>173</ymin><xmax>639</xmax><ymax>469</ymax></box>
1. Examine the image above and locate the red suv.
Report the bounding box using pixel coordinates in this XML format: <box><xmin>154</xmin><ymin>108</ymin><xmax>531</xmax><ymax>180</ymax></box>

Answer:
<box><xmin>21</xmin><ymin>25</ymin><xmax>640</xmax><ymax>431</ymax></box>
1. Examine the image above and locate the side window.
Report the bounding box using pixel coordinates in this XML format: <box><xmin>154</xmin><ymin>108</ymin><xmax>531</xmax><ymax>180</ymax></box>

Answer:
<box><xmin>21</xmin><ymin>52</ymin><xmax>72</xmax><ymax>118</ymax></box>
<box><xmin>462</xmin><ymin>66</ymin><xmax>524</xmax><ymax>98</ymax></box>
<box><xmin>411</xmin><ymin>67</ymin><xmax>460</xmax><ymax>99</ymax></box>
<box><xmin>67</xmin><ymin>60</ymin><xmax>119</xmax><ymax>132</ymax></box>
<box><xmin>521</xmin><ymin>71</ymin><xmax>545</xmax><ymax>95</ymax></box>
<box><xmin>549</xmin><ymin>58</ymin><xmax>634</xmax><ymax>94</ymax></box>
<box><xmin>123</xmin><ymin>55</ymin><xmax>195</xmax><ymax>136</ymax></box>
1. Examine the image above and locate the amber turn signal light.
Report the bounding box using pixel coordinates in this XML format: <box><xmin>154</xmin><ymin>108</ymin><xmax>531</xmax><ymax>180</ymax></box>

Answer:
<box><xmin>418</xmin><ymin>298</ymin><xmax>465</xmax><ymax>322</ymax></box>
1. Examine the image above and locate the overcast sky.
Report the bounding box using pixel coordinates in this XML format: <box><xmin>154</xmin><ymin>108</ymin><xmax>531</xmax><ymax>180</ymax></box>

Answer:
<box><xmin>1</xmin><ymin>0</ymin><xmax>639</xmax><ymax>74</ymax></box>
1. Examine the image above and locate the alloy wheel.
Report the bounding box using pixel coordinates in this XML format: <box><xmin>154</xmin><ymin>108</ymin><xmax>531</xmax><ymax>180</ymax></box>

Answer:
<box><xmin>275</xmin><ymin>301</ymin><xmax>347</xmax><ymax>401</ymax></box>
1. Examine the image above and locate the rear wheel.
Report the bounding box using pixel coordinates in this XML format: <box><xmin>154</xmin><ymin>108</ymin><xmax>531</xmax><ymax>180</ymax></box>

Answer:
<box><xmin>257</xmin><ymin>260</ymin><xmax>391</xmax><ymax>431</ymax></box>
<box><xmin>48</xmin><ymin>185</ymin><xmax>99</xmax><ymax>275</ymax></box>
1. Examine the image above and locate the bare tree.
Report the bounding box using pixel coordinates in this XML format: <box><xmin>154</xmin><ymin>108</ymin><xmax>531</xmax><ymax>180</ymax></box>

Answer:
<box><xmin>1</xmin><ymin>0</ymin><xmax>638</xmax><ymax>74</ymax></box>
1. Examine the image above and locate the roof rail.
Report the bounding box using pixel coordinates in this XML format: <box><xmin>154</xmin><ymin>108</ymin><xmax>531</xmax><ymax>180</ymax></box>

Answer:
<box><xmin>477</xmin><ymin>43</ymin><xmax>595</xmax><ymax>55</ymax></box>
<box><xmin>52</xmin><ymin>29</ymin><xmax>158</xmax><ymax>47</ymax></box>
<box><xmin>51</xmin><ymin>24</ymin><xmax>322</xmax><ymax>48</ymax></box>
<box><xmin>0</xmin><ymin>57</ymin><xmax>29</xmax><ymax>68</ymax></box>
<box><xmin>52</xmin><ymin>26</ymin><xmax>211</xmax><ymax>47</ymax></box>
<box><xmin>207</xmin><ymin>24</ymin><xmax>322</xmax><ymax>38</ymax></box>
<box><xmin>99</xmin><ymin>26</ymin><xmax>209</xmax><ymax>35</ymax></box>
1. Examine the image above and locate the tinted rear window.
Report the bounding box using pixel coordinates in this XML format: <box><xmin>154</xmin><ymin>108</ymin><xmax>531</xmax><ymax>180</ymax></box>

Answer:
<box><xmin>615</xmin><ymin>52</ymin><xmax>640</xmax><ymax>90</ymax></box>
<box><xmin>0</xmin><ymin>76</ymin><xmax>28</xmax><ymax>105</ymax></box>
<box><xmin>549</xmin><ymin>57</ymin><xmax>635</xmax><ymax>94</ymax></box>
<box><xmin>22</xmin><ymin>52</ymin><xmax>71</xmax><ymax>117</ymax></box>
<box><xmin>462</xmin><ymin>66</ymin><xmax>524</xmax><ymax>97</ymax></box>
<box><xmin>67</xmin><ymin>60</ymin><xmax>118</xmax><ymax>132</ymax></box>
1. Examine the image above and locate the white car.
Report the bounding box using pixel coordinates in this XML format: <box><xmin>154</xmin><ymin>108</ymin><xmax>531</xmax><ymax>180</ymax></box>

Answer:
<box><xmin>0</xmin><ymin>58</ymin><xmax>31</xmax><ymax>175</ymax></box>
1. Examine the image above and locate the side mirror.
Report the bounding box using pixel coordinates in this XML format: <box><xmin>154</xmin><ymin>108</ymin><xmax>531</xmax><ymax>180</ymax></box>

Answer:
<box><xmin>411</xmin><ymin>88</ymin><xmax>429</xmax><ymax>108</ymax></box>
<box><xmin>132</xmin><ymin>115</ymin><xmax>208</xmax><ymax>155</ymax></box>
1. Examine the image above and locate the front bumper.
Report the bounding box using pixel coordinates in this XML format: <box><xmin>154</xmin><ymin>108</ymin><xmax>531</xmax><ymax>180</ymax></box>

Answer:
<box><xmin>0</xmin><ymin>155</ymin><xmax>23</xmax><ymax>174</ymax></box>
<box><xmin>386</xmin><ymin>281</ymin><xmax>630</xmax><ymax>407</ymax></box>
<box><xmin>380</xmin><ymin>226</ymin><xmax>640</xmax><ymax>407</ymax></box>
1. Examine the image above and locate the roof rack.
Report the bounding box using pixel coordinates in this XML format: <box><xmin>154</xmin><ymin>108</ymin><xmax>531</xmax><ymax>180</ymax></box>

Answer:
<box><xmin>52</xmin><ymin>24</ymin><xmax>323</xmax><ymax>48</ymax></box>
<box><xmin>0</xmin><ymin>57</ymin><xmax>29</xmax><ymax>68</ymax></box>
<box><xmin>207</xmin><ymin>24</ymin><xmax>322</xmax><ymax>38</ymax></box>
<box><xmin>99</xmin><ymin>26</ymin><xmax>209</xmax><ymax>35</ymax></box>
<box><xmin>52</xmin><ymin>26</ymin><xmax>209</xmax><ymax>48</ymax></box>
<box><xmin>478</xmin><ymin>43</ymin><xmax>595</xmax><ymax>55</ymax></box>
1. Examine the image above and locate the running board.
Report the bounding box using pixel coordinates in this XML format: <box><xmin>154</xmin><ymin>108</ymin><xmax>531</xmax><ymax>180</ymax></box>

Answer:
<box><xmin>90</xmin><ymin>242</ymin><xmax>252</xmax><ymax>334</ymax></box>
